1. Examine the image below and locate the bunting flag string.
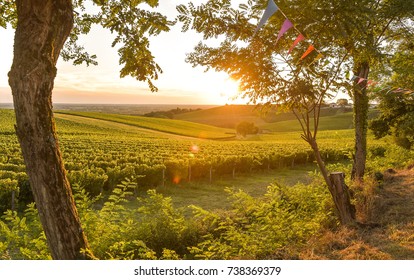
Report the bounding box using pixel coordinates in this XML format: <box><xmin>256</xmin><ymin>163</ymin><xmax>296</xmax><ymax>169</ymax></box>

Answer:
<box><xmin>254</xmin><ymin>0</ymin><xmax>412</xmax><ymax>95</ymax></box>
<box><xmin>254</xmin><ymin>0</ymin><xmax>324</xmax><ymax>64</ymax></box>
<box><xmin>351</xmin><ymin>76</ymin><xmax>413</xmax><ymax>94</ymax></box>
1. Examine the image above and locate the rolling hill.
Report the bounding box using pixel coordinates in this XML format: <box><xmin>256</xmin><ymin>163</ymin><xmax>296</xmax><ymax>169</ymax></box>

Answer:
<box><xmin>55</xmin><ymin>111</ymin><xmax>235</xmax><ymax>139</ymax></box>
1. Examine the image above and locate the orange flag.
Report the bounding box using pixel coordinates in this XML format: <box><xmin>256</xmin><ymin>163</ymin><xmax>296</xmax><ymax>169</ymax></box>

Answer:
<box><xmin>300</xmin><ymin>45</ymin><xmax>315</xmax><ymax>60</ymax></box>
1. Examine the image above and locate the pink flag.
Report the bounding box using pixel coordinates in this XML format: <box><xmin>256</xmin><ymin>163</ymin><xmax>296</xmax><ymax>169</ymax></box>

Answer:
<box><xmin>357</xmin><ymin>77</ymin><xmax>365</xmax><ymax>84</ymax></box>
<box><xmin>276</xmin><ymin>19</ymin><xmax>293</xmax><ymax>44</ymax></box>
<box><xmin>367</xmin><ymin>80</ymin><xmax>376</xmax><ymax>86</ymax></box>
<box><xmin>300</xmin><ymin>45</ymin><xmax>315</xmax><ymax>60</ymax></box>
<box><xmin>288</xmin><ymin>33</ymin><xmax>305</xmax><ymax>54</ymax></box>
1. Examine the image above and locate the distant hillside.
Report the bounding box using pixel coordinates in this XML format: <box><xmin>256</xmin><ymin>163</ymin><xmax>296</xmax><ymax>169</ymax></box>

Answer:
<box><xmin>56</xmin><ymin>111</ymin><xmax>235</xmax><ymax>139</ymax></box>
<box><xmin>174</xmin><ymin>105</ymin><xmax>267</xmax><ymax>128</ymax></box>
<box><xmin>174</xmin><ymin>104</ymin><xmax>356</xmax><ymax>130</ymax></box>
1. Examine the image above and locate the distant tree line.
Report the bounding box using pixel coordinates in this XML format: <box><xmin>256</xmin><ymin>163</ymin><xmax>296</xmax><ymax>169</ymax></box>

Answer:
<box><xmin>144</xmin><ymin>107</ymin><xmax>202</xmax><ymax>119</ymax></box>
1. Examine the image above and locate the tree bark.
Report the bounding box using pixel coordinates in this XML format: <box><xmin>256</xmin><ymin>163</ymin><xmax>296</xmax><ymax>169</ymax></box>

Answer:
<box><xmin>309</xmin><ymin>139</ymin><xmax>356</xmax><ymax>225</ymax></box>
<box><xmin>352</xmin><ymin>62</ymin><xmax>370</xmax><ymax>181</ymax></box>
<box><xmin>329</xmin><ymin>172</ymin><xmax>356</xmax><ymax>225</ymax></box>
<box><xmin>8</xmin><ymin>0</ymin><xmax>91</xmax><ymax>259</ymax></box>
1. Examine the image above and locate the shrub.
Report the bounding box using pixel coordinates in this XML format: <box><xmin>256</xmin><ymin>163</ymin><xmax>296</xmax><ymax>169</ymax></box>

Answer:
<box><xmin>189</xmin><ymin>182</ymin><xmax>335</xmax><ymax>259</ymax></box>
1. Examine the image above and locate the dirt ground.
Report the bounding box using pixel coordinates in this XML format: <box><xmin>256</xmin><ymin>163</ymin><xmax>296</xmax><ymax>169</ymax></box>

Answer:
<box><xmin>301</xmin><ymin>168</ymin><xmax>414</xmax><ymax>259</ymax></box>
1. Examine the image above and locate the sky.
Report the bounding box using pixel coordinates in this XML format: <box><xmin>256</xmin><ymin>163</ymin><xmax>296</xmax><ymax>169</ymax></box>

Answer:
<box><xmin>0</xmin><ymin>1</ymin><xmax>245</xmax><ymax>105</ymax></box>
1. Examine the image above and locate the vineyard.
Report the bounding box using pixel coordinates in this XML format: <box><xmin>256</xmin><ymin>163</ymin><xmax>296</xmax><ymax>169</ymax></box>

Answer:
<box><xmin>0</xmin><ymin>108</ymin><xmax>398</xmax><ymax>214</ymax></box>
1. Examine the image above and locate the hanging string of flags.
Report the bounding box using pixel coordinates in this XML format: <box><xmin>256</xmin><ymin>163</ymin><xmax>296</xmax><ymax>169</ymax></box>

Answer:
<box><xmin>254</xmin><ymin>0</ymin><xmax>414</xmax><ymax>95</ymax></box>
<box><xmin>255</xmin><ymin>0</ymin><xmax>322</xmax><ymax>63</ymax></box>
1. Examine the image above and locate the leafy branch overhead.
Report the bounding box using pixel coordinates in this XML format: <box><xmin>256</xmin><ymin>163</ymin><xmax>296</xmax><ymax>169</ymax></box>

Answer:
<box><xmin>176</xmin><ymin>0</ymin><xmax>349</xmax><ymax>106</ymax></box>
<box><xmin>20</xmin><ymin>0</ymin><xmax>173</xmax><ymax>92</ymax></box>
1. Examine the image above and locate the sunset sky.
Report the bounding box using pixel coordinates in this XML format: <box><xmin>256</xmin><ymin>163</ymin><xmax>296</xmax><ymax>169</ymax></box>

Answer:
<box><xmin>0</xmin><ymin>1</ymin><xmax>244</xmax><ymax>105</ymax></box>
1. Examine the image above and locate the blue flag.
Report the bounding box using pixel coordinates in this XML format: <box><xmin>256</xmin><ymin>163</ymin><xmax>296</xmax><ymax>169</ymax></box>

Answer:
<box><xmin>254</xmin><ymin>0</ymin><xmax>279</xmax><ymax>36</ymax></box>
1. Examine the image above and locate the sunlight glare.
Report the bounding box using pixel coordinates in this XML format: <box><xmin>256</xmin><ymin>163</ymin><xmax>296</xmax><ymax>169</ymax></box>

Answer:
<box><xmin>203</xmin><ymin>75</ymin><xmax>242</xmax><ymax>104</ymax></box>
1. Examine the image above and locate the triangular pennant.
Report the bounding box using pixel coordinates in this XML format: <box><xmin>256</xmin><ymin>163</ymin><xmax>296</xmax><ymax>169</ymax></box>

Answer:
<box><xmin>276</xmin><ymin>19</ymin><xmax>293</xmax><ymax>44</ymax></box>
<box><xmin>300</xmin><ymin>45</ymin><xmax>315</xmax><ymax>60</ymax></box>
<box><xmin>357</xmin><ymin>77</ymin><xmax>365</xmax><ymax>84</ymax></box>
<box><xmin>254</xmin><ymin>0</ymin><xmax>279</xmax><ymax>36</ymax></box>
<box><xmin>393</xmin><ymin>88</ymin><xmax>405</xmax><ymax>93</ymax></box>
<box><xmin>350</xmin><ymin>75</ymin><xmax>359</xmax><ymax>82</ymax></box>
<box><xmin>308</xmin><ymin>53</ymin><xmax>324</xmax><ymax>66</ymax></box>
<box><xmin>288</xmin><ymin>33</ymin><xmax>305</xmax><ymax>54</ymax></box>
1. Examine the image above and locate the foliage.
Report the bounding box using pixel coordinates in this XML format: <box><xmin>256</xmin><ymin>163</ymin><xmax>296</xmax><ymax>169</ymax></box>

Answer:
<box><xmin>1</xmin><ymin>0</ymin><xmax>174</xmax><ymax>90</ymax></box>
<box><xmin>74</xmin><ymin>179</ymin><xmax>203</xmax><ymax>259</ymax></box>
<box><xmin>1</xmin><ymin>139</ymin><xmax>412</xmax><ymax>259</ymax></box>
<box><xmin>336</xmin><ymin>99</ymin><xmax>349</xmax><ymax>107</ymax></box>
<box><xmin>388</xmin><ymin>41</ymin><xmax>414</xmax><ymax>89</ymax></box>
<box><xmin>369</xmin><ymin>91</ymin><xmax>414</xmax><ymax>149</ymax></box>
<box><xmin>0</xmin><ymin>204</ymin><xmax>51</xmax><ymax>260</ymax></box>
<box><xmin>1</xmin><ymin>176</ymin><xmax>337</xmax><ymax>260</ymax></box>
<box><xmin>0</xmin><ymin>0</ymin><xmax>16</xmax><ymax>28</ymax></box>
<box><xmin>236</xmin><ymin>121</ymin><xmax>258</xmax><ymax>137</ymax></box>
<box><xmin>189</xmin><ymin>182</ymin><xmax>335</xmax><ymax>259</ymax></box>
<box><xmin>67</xmin><ymin>0</ymin><xmax>174</xmax><ymax>90</ymax></box>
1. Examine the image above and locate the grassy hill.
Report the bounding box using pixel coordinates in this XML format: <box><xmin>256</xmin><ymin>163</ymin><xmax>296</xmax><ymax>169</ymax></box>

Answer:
<box><xmin>174</xmin><ymin>104</ymin><xmax>355</xmax><ymax>130</ymax></box>
<box><xmin>55</xmin><ymin>111</ymin><xmax>235</xmax><ymax>139</ymax></box>
<box><xmin>175</xmin><ymin>105</ymin><xmax>380</xmax><ymax>133</ymax></box>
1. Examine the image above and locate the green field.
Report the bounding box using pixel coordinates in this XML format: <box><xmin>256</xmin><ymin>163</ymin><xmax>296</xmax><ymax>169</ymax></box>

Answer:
<box><xmin>1</xmin><ymin>107</ymin><xmax>413</xmax><ymax>260</ymax></box>
<box><xmin>56</xmin><ymin>111</ymin><xmax>235</xmax><ymax>139</ymax></box>
<box><xmin>0</xmin><ymin>107</ymin><xmax>394</xmax><ymax>211</ymax></box>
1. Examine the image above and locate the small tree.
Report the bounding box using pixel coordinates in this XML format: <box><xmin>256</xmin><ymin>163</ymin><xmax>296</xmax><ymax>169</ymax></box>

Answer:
<box><xmin>369</xmin><ymin>39</ymin><xmax>414</xmax><ymax>149</ymax></box>
<box><xmin>177</xmin><ymin>0</ymin><xmax>356</xmax><ymax>225</ymax></box>
<box><xmin>236</xmin><ymin>121</ymin><xmax>259</xmax><ymax>137</ymax></box>
<box><xmin>369</xmin><ymin>91</ymin><xmax>414</xmax><ymax>149</ymax></box>
<box><xmin>336</xmin><ymin>98</ymin><xmax>349</xmax><ymax>107</ymax></box>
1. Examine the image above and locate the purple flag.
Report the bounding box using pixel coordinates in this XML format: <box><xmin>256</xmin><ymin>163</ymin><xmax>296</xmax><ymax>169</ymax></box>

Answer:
<box><xmin>276</xmin><ymin>19</ymin><xmax>293</xmax><ymax>44</ymax></box>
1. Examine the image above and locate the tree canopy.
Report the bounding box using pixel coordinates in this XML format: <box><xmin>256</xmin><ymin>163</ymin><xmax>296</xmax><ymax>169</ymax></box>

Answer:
<box><xmin>1</xmin><ymin>0</ymin><xmax>174</xmax><ymax>90</ymax></box>
<box><xmin>177</xmin><ymin>0</ymin><xmax>414</xmax><ymax>181</ymax></box>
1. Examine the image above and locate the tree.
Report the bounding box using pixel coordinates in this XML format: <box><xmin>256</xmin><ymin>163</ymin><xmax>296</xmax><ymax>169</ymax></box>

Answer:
<box><xmin>178</xmin><ymin>0</ymin><xmax>414</xmax><ymax>183</ymax></box>
<box><xmin>369</xmin><ymin>91</ymin><xmax>414</xmax><ymax>149</ymax></box>
<box><xmin>177</xmin><ymin>0</ymin><xmax>356</xmax><ymax>225</ymax></box>
<box><xmin>336</xmin><ymin>98</ymin><xmax>349</xmax><ymax>107</ymax></box>
<box><xmin>236</xmin><ymin>121</ymin><xmax>258</xmax><ymax>137</ymax></box>
<box><xmin>1</xmin><ymin>0</ymin><xmax>172</xmax><ymax>259</ymax></box>
<box><xmin>287</xmin><ymin>0</ymin><xmax>414</xmax><ymax>181</ymax></box>
<box><xmin>369</xmin><ymin>35</ymin><xmax>414</xmax><ymax>149</ymax></box>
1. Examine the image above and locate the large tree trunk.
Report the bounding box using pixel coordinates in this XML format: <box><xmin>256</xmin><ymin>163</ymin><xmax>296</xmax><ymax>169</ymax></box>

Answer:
<box><xmin>8</xmin><ymin>0</ymin><xmax>91</xmax><ymax>259</ymax></box>
<box><xmin>351</xmin><ymin>62</ymin><xmax>370</xmax><ymax>181</ymax></box>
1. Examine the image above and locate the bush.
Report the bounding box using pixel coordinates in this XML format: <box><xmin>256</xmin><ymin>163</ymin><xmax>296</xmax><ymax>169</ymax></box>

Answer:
<box><xmin>1</xmin><ymin>177</ymin><xmax>337</xmax><ymax>260</ymax></box>
<box><xmin>75</xmin><ymin>179</ymin><xmax>204</xmax><ymax>259</ymax></box>
<box><xmin>236</xmin><ymin>121</ymin><xmax>259</xmax><ymax>137</ymax></box>
<box><xmin>189</xmin><ymin>182</ymin><xmax>335</xmax><ymax>259</ymax></box>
